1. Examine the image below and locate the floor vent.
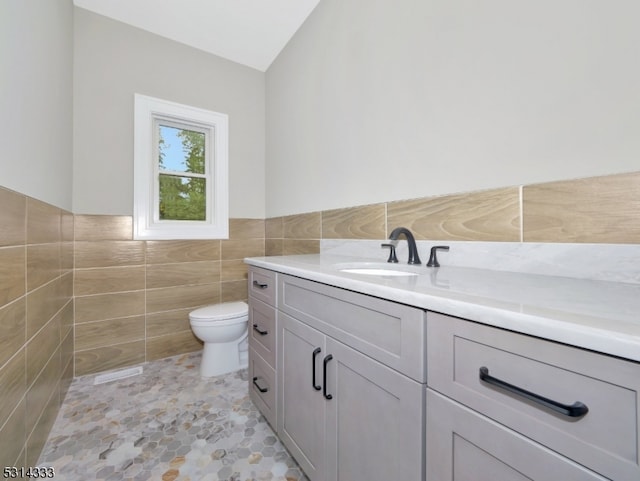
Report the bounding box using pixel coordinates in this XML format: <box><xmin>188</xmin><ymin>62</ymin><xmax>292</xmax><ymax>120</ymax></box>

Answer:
<box><xmin>93</xmin><ymin>366</ymin><xmax>143</xmax><ymax>385</ymax></box>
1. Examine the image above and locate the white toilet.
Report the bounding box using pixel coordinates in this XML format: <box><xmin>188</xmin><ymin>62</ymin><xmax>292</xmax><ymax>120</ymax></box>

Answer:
<box><xmin>189</xmin><ymin>301</ymin><xmax>249</xmax><ymax>378</ymax></box>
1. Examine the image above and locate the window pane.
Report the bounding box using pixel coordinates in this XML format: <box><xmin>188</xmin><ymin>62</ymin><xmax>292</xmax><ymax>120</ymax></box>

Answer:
<box><xmin>158</xmin><ymin>125</ymin><xmax>205</xmax><ymax>174</ymax></box>
<box><xmin>159</xmin><ymin>175</ymin><xmax>206</xmax><ymax>221</ymax></box>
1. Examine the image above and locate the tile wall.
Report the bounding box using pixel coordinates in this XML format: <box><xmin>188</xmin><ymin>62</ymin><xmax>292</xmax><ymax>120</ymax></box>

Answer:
<box><xmin>0</xmin><ymin>187</ymin><xmax>74</xmax><ymax>468</ymax></box>
<box><xmin>73</xmin><ymin>216</ymin><xmax>265</xmax><ymax>377</ymax></box>
<box><xmin>265</xmin><ymin>171</ymin><xmax>640</xmax><ymax>248</ymax></box>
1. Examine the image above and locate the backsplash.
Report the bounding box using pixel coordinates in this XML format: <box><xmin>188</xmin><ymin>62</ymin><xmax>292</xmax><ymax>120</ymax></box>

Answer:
<box><xmin>265</xmin><ymin>171</ymin><xmax>640</xmax><ymax>253</ymax></box>
<box><xmin>0</xmin><ymin>188</ymin><xmax>74</xmax><ymax>468</ymax></box>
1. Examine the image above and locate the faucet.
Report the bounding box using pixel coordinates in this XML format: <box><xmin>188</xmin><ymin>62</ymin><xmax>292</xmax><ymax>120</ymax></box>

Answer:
<box><xmin>387</xmin><ymin>227</ymin><xmax>421</xmax><ymax>265</ymax></box>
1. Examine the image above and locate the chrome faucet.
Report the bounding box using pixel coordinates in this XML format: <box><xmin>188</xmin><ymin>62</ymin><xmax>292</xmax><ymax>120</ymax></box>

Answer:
<box><xmin>387</xmin><ymin>227</ymin><xmax>421</xmax><ymax>265</ymax></box>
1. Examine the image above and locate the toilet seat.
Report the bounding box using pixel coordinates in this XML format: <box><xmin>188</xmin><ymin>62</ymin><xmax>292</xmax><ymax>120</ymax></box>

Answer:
<box><xmin>189</xmin><ymin>301</ymin><xmax>248</xmax><ymax>326</ymax></box>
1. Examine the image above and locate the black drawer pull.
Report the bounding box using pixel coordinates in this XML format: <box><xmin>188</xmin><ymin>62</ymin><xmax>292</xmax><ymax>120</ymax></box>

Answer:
<box><xmin>252</xmin><ymin>376</ymin><xmax>269</xmax><ymax>393</ymax></box>
<box><xmin>252</xmin><ymin>280</ymin><xmax>268</xmax><ymax>289</ymax></box>
<box><xmin>312</xmin><ymin>347</ymin><xmax>322</xmax><ymax>391</ymax></box>
<box><xmin>479</xmin><ymin>367</ymin><xmax>589</xmax><ymax>418</ymax></box>
<box><xmin>323</xmin><ymin>354</ymin><xmax>333</xmax><ymax>400</ymax></box>
<box><xmin>252</xmin><ymin>324</ymin><xmax>268</xmax><ymax>336</ymax></box>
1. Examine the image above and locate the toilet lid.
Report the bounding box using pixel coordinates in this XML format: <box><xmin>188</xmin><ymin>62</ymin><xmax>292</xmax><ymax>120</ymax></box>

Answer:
<box><xmin>189</xmin><ymin>301</ymin><xmax>248</xmax><ymax>321</ymax></box>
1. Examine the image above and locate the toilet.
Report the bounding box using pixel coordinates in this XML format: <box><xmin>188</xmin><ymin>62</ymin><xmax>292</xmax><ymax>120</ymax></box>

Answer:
<box><xmin>189</xmin><ymin>301</ymin><xmax>249</xmax><ymax>377</ymax></box>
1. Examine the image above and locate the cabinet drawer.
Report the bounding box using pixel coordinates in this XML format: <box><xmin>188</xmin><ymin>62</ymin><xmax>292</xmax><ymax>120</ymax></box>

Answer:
<box><xmin>249</xmin><ymin>347</ymin><xmax>276</xmax><ymax>429</ymax></box>
<box><xmin>426</xmin><ymin>389</ymin><xmax>607</xmax><ymax>481</ymax></box>
<box><xmin>248</xmin><ymin>267</ymin><xmax>276</xmax><ymax>306</ymax></box>
<box><xmin>279</xmin><ymin>274</ymin><xmax>426</xmax><ymax>382</ymax></box>
<box><xmin>248</xmin><ymin>298</ymin><xmax>276</xmax><ymax>367</ymax></box>
<box><xmin>427</xmin><ymin>312</ymin><xmax>640</xmax><ymax>481</ymax></box>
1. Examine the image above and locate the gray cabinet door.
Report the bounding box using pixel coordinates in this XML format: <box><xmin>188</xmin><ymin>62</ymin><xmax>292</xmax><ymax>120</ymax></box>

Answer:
<box><xmin>426</xmin><ymin>389</ymin><xmax>608</xmax><ymax>481</ymax></box>
<box><xmin>278</xmin><ymin>312</ymin><xmax>327</xmax><ymax>481</ymax></box>
<box><xmin>324</xmin><ymin>338</ymin><xmax>425</xmax><ymax>481</ymax></box>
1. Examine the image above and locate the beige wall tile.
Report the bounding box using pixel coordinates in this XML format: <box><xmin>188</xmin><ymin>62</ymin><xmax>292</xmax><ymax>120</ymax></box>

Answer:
<box><xmin>26</xmin><ymin>348</ymin><xmax>60</xmax><ymax>436</ymax></box>
<box><xmin>61</xmin><ymin>241</ymin><xmax>74</xmax><ymax>272</ymax></box>
<box><xmin>26</xmin><ymin>243</ymin><xmax>60</xmax><ymax>292</ymax></box>
<box><xmin>283</xmin><ymin>239</ymin><xmax>320</xmax><ymax>255</ymax></box>
<box><xmin>387</xmin><ymin>187</ymin><xmax>521</xmax><ymax>241</ymax></box>
<box><xmin>74</xmin><ymin>340</ymin><xmax>145</xmax><ymax>377</ymax></box>
<box><xmin>0</xmin><ymin>398</ymin><xmax>25</xmax><ymax>467</ymax></box>
<box><xmin>0</xmin><ymin>188</ymin><xmax>26</xmax><ymax>247</ymax></box>
<box><xmin>75</xmin><ymin>316</ymin><xmax>145</xmax><ymax>351</ymax></box>
<box><xmin>265</xmin><ymin>217</ymin><xmax>284</xmax><ymax>239</ymax></box>
<box><xmin>74</xmin><ymin>241</ymin><xmax>145</xmax><ymax>269</ymax></box>
<box><xmin>74</xmin><ymin>266</ymin><xmax>146</xmax><ymax>296</ymax></box>
<box><xmin>283</xmin><ymin>212</ymin><xmax>321</xmax><ymax>239</ymax></box>
<box><xmin>146</xmin><ymin>240</ymin><xmax>220</xmax><ymax>264</ymax></box>
<box><xmin>229</xmin><ymin>218</ymin><xmax>265</xmax><ymax>239</ymax></box>
<box><xmin>322</xmin><ymin>204</ymin><xmax>386</xmax><ymax>239</ymax></box>
<box><xmin>26</xmin><ymin>387</ymin><xmax>59</xmax><ymax>467</ymax></box>
<box><xmin>74</xmin><ymin>215</ymin><xmax>132</xmax><ymax>241</ymax></box>
<box><xmin>0</xmin><ymin>299</ymin><xmax>26</xmax><ymax>367</ymax></box>
<box><xmin>523</xmin><ymin>172</ymin><xmax>640</xmax><ymax>243</ymax></box>
<box><xmin>221</xmin><ymin>239</ymin><xmax>265</xmax><ymax>261</ymax></box>
<box><xmin>26</xmin><ymin>279</ymin><xmax>63</xmax><ymax>339</ymax></box>
<box><xmin>146</xmin><ymin>330</ymin><xmax>202</xmax><ymax>362</ymax></box>
<box><xmin>0</xmin><ymin>246</ymin><xmax>25</xmax><ymax>306</ymax></box>
<box><xmin>146</xmin><ymin>284</ymin><xmax>219</xmax><ymax>314</ymax></box>
<box><xmin>26</xmin><ymin>314</ymin><xmax>60</xmax><ymax>387</ymax></box>
<box><xmin>221</xmin><ymin>260</ymin><xmax>248</xmax><ymax>282</ymax></box>
<box><xmin>0</xmin><ymin>349</ymin><xmax>25</xmax><ymax>429</ymax></box>
<box><xmin>74</xmin><ymin>291</ymin><xmax>145</xmax><ymax>324</ymax></box>
<box><xmin>147</xmin><ymin>308</ymin><xmax>192</xmax><ymax>338</ymax></box>
<box><xmin>26</xmin><ymin>199</ymin><xmax>60</xmax><ymax>245</ymax></box>
<box><xmin>265</xmin><ymin>239</ymin><xmax>283</xmax><ymax>256</ymax></box>
<box><xmin>61</xmin><ymin>211</ymin><xmax>74</xmax><ymax>242</ymax></box>
<box><xmin>146</xmin><ymin>261</ymin><xmax>220</xmax><ymax>289</ymax></box>
<box><xmin>221</xmin><ymin>280</ymin><xmax>248</xmax><ymax>303</ymax></box>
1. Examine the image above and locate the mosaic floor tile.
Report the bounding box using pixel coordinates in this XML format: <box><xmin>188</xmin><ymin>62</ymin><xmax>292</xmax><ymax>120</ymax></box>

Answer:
<box><xmin>38</xmin><ymin>352</ymin><xmax>308</xmax><ymax>481</ymax></box>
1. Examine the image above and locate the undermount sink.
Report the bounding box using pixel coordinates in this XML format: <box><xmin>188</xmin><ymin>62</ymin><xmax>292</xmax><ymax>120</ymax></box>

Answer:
<box><xmin>340</xmin><ymin>268</ymin><xmax>418</xmax><ymax>276</ymax></box>
<box><xmin>335</xmin><ymin>262</ymin><xmax>420</xmax><ymax>277</ymax></box>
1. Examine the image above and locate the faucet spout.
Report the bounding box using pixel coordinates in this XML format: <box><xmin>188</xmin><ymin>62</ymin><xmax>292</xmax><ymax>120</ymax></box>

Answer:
<box><xmin>388</xmin><ymin>227</ymin><xmax>421</xmax><ymax>265</ymax></box>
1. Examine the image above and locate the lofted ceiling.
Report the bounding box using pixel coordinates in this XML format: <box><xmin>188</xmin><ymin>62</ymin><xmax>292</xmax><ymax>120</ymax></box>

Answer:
<box><xmin>73</xmin><ymin>0</ymin><xmax>321</xmax><ymax>71</ymax></box>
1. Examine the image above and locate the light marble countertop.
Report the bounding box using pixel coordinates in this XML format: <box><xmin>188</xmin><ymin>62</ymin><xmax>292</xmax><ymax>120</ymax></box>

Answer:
<box><xmin>245</xmin><ymin>254</ymin><xmax>640</xmax><ymax>363</ymax></box>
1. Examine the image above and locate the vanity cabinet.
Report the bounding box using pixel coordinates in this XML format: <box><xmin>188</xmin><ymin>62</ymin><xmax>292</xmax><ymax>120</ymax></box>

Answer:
<box><xmin>277</xmin><ymin>273</ymin><xmax>426</xmax><ymax>481</ymax></box>
<box><xmin>426</xmin><ymin>311</ymin><xmax>640</xmax><ymax>481</ymax></box>
<box><xmin>247</xmin><ymin>266</ymin><xmax>278</xmax><ymax>429</ymax></box>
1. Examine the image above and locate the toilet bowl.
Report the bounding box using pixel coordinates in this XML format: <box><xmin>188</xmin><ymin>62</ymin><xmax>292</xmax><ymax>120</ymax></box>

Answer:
<box><xmin>189</xmin><ymin>301</ymin><xmax>249</xmax><ymax>377</ymax></box>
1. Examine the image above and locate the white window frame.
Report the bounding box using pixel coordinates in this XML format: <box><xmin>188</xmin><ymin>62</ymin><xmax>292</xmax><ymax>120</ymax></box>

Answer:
<box><xmin>133</xmin><ymin>94</ymin><xmax>229</xmax><ymax>240</ymax></box>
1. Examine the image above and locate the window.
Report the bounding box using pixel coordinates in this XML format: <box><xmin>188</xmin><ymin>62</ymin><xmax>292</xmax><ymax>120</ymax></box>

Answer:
<box><xmin>134</xmin><ymin>94</ymin><xmax>229</xmax><ymax>239</ymax></box>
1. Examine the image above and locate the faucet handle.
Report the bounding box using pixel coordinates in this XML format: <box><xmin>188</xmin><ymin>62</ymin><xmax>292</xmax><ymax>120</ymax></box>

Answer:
<box><xmin>381</xmin><ymin>242</ymin><xmax>399</xmax><ymax>263</ymax></box>
<box><xmin>427</xmin><ymin>245</ymin><xmax>450</xmax><ymax>267</ymax></box>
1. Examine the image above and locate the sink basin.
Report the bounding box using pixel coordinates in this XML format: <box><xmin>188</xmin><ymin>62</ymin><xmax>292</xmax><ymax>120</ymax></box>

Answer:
<box><xmin>340</xmin><ymin>268</ymin><xmax>418</xmax><ymax>277</ymax></box>
<box><xmin>335</xmin><ymin>262</ymin><xmax>420</xmax><ymax>277</ymax></box>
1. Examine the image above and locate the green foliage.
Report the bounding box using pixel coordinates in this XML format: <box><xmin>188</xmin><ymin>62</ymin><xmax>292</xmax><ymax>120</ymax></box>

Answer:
<box><xmin>158</xmin><ymin>126</ymin><xmax>207</xmax><ymax>221</ymax></box>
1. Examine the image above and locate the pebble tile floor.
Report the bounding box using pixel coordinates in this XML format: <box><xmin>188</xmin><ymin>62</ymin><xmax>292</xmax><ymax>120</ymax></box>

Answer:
<box><xmin>38</xmin><ymin>352</ymin><xmax>308</xmax><ymax>481</ymax></box>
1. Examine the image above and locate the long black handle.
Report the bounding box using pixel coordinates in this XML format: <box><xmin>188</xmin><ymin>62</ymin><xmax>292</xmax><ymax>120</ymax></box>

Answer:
<box><xmin>323</xmin><ymin>354</ymin><xmax>333</xmax><ymax>400</ymax></box>
<box><xmin>252</xmin><ymin>324</ymin><xmax>268</xmax><ymax>336</ymax></box>
<box><xmin>312</xmin><ymin>348</ymin><xmax>322</xmax><ymax>391</ymax></box>
<box><xmin>252</xmin><ymin>376</ymin><xmax>269</xmax><ymax>393</ymax></box>
<box><xmin>252</xmin><ymin>280</ymin><xmax>268</xmax><ymax>289</ymax></box>
<box><xmin>479</xmin><ymin>367</ymin><xmax>588</xmax><ymax>418</ymax></box>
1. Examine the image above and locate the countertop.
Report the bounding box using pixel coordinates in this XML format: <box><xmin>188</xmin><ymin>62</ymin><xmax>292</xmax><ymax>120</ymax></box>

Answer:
<box><xmin>245</xmin><ymin>254</ymin><xmax>640</xmax><ymax>363</ymax></box>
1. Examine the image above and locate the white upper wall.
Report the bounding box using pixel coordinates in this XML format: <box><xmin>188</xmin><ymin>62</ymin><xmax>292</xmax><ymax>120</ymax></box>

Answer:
<box><xmin>73</xmin><ymin>7</ymin><xmax>266</xmax><ymax>218</ymax></box>
<box><xmin>0</xmin><ymin>0</ymin><xmax>74</xmax><ymax>210</ymax></box>
<box><xmin>265</xmin><ymin>0</ymin><xmax>640</xmax><ymax>217</ymax></box>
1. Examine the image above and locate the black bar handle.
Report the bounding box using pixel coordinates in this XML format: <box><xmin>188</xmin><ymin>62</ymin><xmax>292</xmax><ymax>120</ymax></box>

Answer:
<box><xmin>312</xmin><ymin>347</ymin><xmax>322</xmax><ymax>391</ymax></box>
<box><xmin>323</xmin><ymin>354</ymin><xmax>333</xmax><ymax>400</ymax></box>
<box><xmin>252</xmin><ymin>324</ymin><xmax>268</xmax><ymax>336</ymax></box>
<box><xmin>252</xmin><ymin>280</ymin><xmax>268</xmax><ymax>289</ymax></box>
<box><xmin>479</xmin><ymin>367</ymin><xmax>588</xmax><ymax>418</ymax></box>
<box><xmin>252</xmin><ymin>376</ymin><xmax>269</xmax><ymax>393</ymax></box>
